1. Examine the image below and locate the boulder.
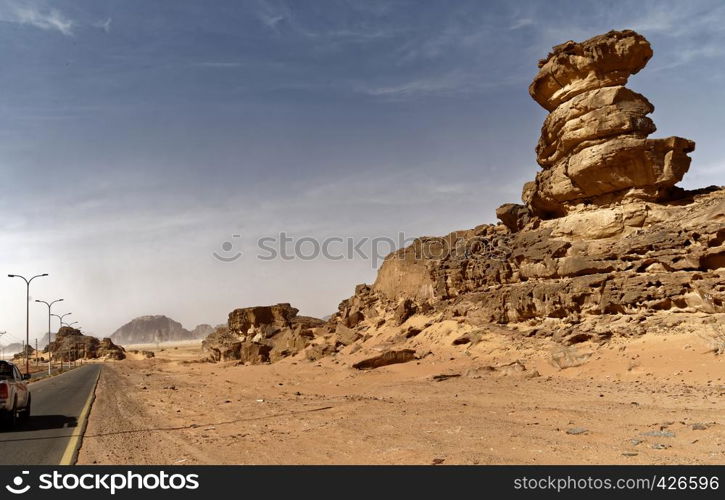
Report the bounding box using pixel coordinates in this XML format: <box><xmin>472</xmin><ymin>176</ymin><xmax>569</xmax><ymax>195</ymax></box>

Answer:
<box><xmin>201</xmin><ymin>326</ymin><xmax>242</xmax><ymax>362</ymax></box>
<box><xmin>228</xmin><ymin>303</ymin><xmax>298</xmax><ymax>336</ymax></box>
<box><xmin>352</xmin><ymin>349</ymin><xmax>417</xmax><ymax>370</ymax></box>
<box><xmin>496</xmin><ymin>203</ymin><xmax>531</xmax><ymax>232</ymax></box>
<box><xmin>97</xmin><ymin>338</ymin><xmax>126</xmax><ymax>360</ymax></box>
<box><xmin>334</xmin><ymin>324</ymin><xmax>362</xmax><ymax>347</ymax></box>
<box><xmin>529</xmin><ymin>30</ymin><xmax>652</xmax><ymax>111</ymax></box>
<box><xmin>393</xmin><ymin>298</ymin><xmax>417</xmax><ymax>325</ymax></box>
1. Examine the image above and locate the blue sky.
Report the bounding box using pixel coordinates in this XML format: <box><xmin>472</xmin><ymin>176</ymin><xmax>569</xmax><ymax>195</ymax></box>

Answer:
<box><xmin>0</xmin><ymin>0</ymin><xmax>723</xmax><ymax>341</ymax></box>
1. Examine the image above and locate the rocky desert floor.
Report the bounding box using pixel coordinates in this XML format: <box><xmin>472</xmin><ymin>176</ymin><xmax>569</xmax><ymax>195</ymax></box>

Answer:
<box><xmin>77</xmin><ymin>318</ymin><xmax>724</xmax><ymax>465</ymax></box>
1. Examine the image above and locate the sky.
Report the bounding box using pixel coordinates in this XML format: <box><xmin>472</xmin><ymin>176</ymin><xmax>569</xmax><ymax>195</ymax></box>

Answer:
<box><xmin>0</xmin><ymin>0</ymin><xmax>723</xmax><ymax>343</ymax></box>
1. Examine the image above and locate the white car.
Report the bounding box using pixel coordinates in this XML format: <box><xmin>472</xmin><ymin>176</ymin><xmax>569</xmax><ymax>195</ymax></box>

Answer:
<box><xmin>0</xmin><ymin>361</ymin><xmax>31</xmax><ymax>428</ymax></box>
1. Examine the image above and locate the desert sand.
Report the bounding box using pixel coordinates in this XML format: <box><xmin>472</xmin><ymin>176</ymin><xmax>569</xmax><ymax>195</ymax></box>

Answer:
<box><xmin>78</xmin><ymin>320</ymin><xmax>723</xmax><ymax>465</ymax></box>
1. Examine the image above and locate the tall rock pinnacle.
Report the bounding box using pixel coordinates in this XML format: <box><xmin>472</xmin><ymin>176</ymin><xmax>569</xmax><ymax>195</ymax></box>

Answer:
<box><xmin>521</xmin><ymin>30</ymin><xmax>695</xmax><ymax>218</ymax></box>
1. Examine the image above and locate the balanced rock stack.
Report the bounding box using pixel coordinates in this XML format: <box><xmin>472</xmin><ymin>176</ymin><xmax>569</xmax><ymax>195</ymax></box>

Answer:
<box><xmin>328</xmin><ymin>29</ymin><xmax>724</xmax><ymax>345</ymax></box>
<box><xmin>521</xmin><ymin>30</ymin><xmax>695</xmax><ymax>219</ymax></box>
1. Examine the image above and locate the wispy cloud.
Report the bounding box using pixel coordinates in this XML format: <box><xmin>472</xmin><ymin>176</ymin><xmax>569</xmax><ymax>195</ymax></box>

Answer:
<box><xmin>357</xmin><ymin>71</ymin><xmax>525</xmax><ymax>100</ymax></box>
<box><xmin>1</xmin><ymin>2</ymin><xmax>75</xmax><ymax>36</ymax></box>
<box><xmin>254</xmin><ymin>0</ymin><xmax>400</xmax><ymax>43</ymax></box>
<box><xmin>193</xmin><ymin>61</ymin><xmax>244</xmax><ymax>69</ymax></box>
<box><xmin>92</xmin><ymin>17</ymin><xmax>112</xmax><ymax>33</ymax></box>
<box><xmin>255</xmin><ymin>0</ymin><xmax>296</xmax><ymax>33</ymax></box>
<box><xmin>359</xmin><ymin>73</ymin><xmax>473</xmax><ymax>99</ymax></box>
<box><xmin>509</xmin><ymin>17</ymin><xmax>535</xmax><ymax>30</ymax></box>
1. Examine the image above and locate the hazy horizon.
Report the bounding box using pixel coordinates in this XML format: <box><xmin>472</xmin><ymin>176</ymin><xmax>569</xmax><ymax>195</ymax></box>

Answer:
<box><xmin>1</xmin><ymin>0</ymin><xmax>724</xmax><ymax>342</ymax></box>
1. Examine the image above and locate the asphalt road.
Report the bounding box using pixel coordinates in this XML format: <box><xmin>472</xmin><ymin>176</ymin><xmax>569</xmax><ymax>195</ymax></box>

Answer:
<box><xmin>0</xmin><ymin>364</ymin><xmax>101</xmax><ymax>465</ymax></box>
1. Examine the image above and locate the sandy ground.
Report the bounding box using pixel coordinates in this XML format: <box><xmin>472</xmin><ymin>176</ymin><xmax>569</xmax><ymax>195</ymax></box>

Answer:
<box><xmin>77</xmin><ymin>323</ymin><xmax>723</xmax><ymax>465</ymax></box>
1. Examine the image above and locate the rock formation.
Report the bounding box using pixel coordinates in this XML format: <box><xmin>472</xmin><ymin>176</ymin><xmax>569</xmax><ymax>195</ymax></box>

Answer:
<box><xmin>47</xmin><ymin>327</ymin><xmax>126</xmax><ymax>361</ymax></box>
<box><xmin>520</xmin><ymin>30</ymin><xmax>695</xmax><ymax>219</ymax></box>
<box><xmin>190</xmin><ymin>324</ymin><xmax>215</xmax><ymax>339</ymax></box>
<box><xmin>12</xmin><ymin>345</ymin><xmax>35</xmax><ymax>360</ymax></box>
<box><xmin>110</xmin><ymin>315</ymin><xmax>192</xmax><ymax>344</ymax></box>
<box><xmin>328</xmin><ymin>30</ymin><xmax>724</xmax><ymax>344</ymax></box>
<box><xmin>202</xmin><ymin>304</ymin><xmax>325</xmax><ymax>363</ymax></box>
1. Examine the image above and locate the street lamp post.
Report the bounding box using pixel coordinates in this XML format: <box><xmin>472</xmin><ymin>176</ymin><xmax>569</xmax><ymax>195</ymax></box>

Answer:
<box><xmin>52</xmin><ymin>313</ymin><xmax>71</xmax><ymax>371</ymax></box>
<box><xmin>52</xmin><ymin>312</ymin><xmax>72</xmax><ymax>331</ymax></box>
<box><xmin>35</xmin><ymin>299</ymin><xmax>63</xmax><ymax>376</ymax></box>
<box><xmin>0</xmin><ymin>331</ymin><xmax>6</xmax><ymax>360</ymax></box>
<box><xmin>8</xmin><ymin>273</ymin><xmax>48</xmax><ymax>375</ymax></box>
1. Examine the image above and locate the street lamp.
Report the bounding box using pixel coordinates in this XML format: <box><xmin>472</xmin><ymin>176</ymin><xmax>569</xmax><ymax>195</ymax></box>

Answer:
<box><xmin>35</xmin><ymin>299</ymin><xmax>63</xmax><ymax>375</ymax></box>
<box><xmin>52</xmin><ymin>312</ymin><xmax>72</xmax><ymax>330</ymax></box>
<box><xmin>8</xmin><ymin>273</ymin><xmax>48</xmax><ymax>375</ymax></box>
<box><xmin>63</xmin><ymin>321</ymin><xmax>79</xmax><ymax>328</ymax></box>
<box><xmin>0</xmin><ymin>331</ymin><xmax>6</xmax><ymax>360</ymax></box>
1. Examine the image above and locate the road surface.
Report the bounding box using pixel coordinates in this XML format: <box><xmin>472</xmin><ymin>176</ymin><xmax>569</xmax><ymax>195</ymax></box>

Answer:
<box><xmin>0</xmin><ymin>364</ymin><xmax>101</xmax><ymax>465</ymax></box>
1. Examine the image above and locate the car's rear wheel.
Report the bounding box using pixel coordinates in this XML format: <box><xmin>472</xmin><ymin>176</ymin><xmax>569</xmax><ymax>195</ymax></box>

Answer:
<box><xmin>2</xmin><ymin>398</ymin><xmax>17</xmax><ymax>429</ymax></box>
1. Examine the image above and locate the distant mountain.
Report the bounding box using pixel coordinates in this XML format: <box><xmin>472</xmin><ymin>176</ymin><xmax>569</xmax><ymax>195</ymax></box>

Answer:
<box><xmin>190</xmin><ymin>324</ymin><xmax>215</xmax><ymax>339</ymax></box>
<box><xmin>110</xmin><ymin>315</ymin><xmax>192</xmax><ymax>345</ymax></box>
<box><xmin>1</xmin><ymin>343</ymin><xmax>24</xmax><ymax>357</ymax></box>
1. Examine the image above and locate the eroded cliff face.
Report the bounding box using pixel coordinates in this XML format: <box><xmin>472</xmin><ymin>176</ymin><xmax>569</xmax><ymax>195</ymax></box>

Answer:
<box><xmin>336</xmin><ymin>189</ymin><xmax>723</xmax><ymax>332</ymax></box>
<box><xmin>331</xmin><ymin>30</ymin><xmax>724</xmax><ymax>341</ymax></box>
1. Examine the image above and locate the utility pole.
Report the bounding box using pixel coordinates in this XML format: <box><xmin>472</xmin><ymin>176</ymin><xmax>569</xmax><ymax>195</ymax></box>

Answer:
<box><xmin>35</xmin><ymin>339</ymin><xmax>38</xmax><ymax>365</ymax></box>
<box><xmin>36</xmin><ymin>298</ymin><xmax>63</xmax><ymax>376</ymax></box>
<box><xmin>0</xmin><ymin>331</ymin><xmax>6</xmax><ymax>360</ymax></box>
<box><xmin>8</xmin><ymin>273</ymin><xmax>48</xmax><ymax>375</ymax></box>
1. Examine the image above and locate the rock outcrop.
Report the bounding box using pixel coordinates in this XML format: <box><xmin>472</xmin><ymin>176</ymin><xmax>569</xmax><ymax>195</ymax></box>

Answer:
<box><xmin>97</xmin><ymin>337</ymin><xmax>127</xmax><ymax>360</ymax></box>
<box><xmin>520</xmin><ymin>30</ymin><xmax>695</xmax><ymax>219</ymax></box>
<box><xmin>202</xmin><ymin>304</ymin><xmax>325</xmax><ymax>363</ymax></box>
<box><xmin>12</xmin><ymin>345</ymin><xmax>35</xmax><ymax>360</ymax></box>
<box><xmin>47</xmin><ymin>327</ymin><xmax>126</xmax><ymax>361</ymax></box>
<box><xmin>110</xmin><ymin>315</ymin><xmax>192</xmax><ymax>344</ymax></box>
<box><xmin>328</xmin><ymin>30</ymin><xmax>724</xmax><ymax>344</ymax></box>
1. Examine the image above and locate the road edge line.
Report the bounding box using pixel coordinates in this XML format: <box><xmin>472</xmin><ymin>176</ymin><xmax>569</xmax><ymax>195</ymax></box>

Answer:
<box><xmin>59</xmin><ymin>366</ymin><xmax>101</xmax><ymax>466</ymax></box>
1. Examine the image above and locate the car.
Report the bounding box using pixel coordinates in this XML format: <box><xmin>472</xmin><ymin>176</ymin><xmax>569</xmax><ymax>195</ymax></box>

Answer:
<box><xmin>0</xmin><ymin>361</ymin><xmax>31</xmax><ymax>428</ymax></box>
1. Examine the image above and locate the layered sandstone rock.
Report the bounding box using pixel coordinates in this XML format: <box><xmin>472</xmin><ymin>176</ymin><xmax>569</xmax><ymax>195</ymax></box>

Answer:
<box><xmin>329</xmin><ymin>31</ymin><xmax>723</xmax><ymax>345</ymax></box>
<box><xmin>521</xmin><ymin>30</ymin><xmax>695</xmax><ymax>218</ymax></box>
<box><xmin>47</xmin><ymin>327</ymin><xmax>126</xmax><ymax>361</ymax></box>
<box><xmin>334</xmin><ymin>188</ymin><xmax>724</xmax><ymax>337</ymax></box>
<box><xmin>203</xmin><ymin>304</ymin><xmax>324</xmax><ymax>363</ymax></box>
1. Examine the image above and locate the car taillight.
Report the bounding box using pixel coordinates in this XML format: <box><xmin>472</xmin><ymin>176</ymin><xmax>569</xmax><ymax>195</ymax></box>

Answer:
<box><xmin>0</xmin><ymin>384</ymin><xmax>7</xmax><ymax>399</ymax></box>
